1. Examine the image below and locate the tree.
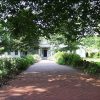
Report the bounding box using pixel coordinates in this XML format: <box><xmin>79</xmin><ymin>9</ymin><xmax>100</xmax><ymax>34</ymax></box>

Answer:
<box><xmin>0</xmin><ymin>0</ymin><xmax>100</xmax><ymax>46</ymax></box>
<box><xmin>49</xmin><ymin>34</ymin><xmax>66</xmax><ymax>47</ymax></box>
<box><xmin>49</xmin><ymin>33</ymin><xmax>79</xmax><ymax>53</ymax></box>
<box><xmin>0</xmin><ymin>21</ymin><xmax>39</xmax><ymax>52</ymax></box>
<box><xmin>80</xmin><ymin>35</ymin><xmax>100</xmax><ymax>52</ymax></box>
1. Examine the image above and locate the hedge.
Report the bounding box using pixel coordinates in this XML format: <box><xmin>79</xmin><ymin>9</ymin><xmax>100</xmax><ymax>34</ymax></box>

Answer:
<box><xmin>54</xmin><ymin>51</ymin><xmax>100</xmax><ymax>75</ymax></box>
<box><xmin>0</xmin><ymin>55</ymin><xmax>36</xmax><ymax>87</ymax></box>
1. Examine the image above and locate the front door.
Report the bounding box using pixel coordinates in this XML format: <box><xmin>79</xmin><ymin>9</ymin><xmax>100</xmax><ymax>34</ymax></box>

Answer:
<box><xmin>43</xmin><ymin>49</ymin><xmax>47</xmax><ymax>57</ymax></box>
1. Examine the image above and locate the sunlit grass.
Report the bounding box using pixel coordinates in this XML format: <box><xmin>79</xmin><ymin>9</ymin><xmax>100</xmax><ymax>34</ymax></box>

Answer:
<box><xmin>84</xmin><ymin>58</ymin><xmax>100</xmax><ymax>62</ymax></box>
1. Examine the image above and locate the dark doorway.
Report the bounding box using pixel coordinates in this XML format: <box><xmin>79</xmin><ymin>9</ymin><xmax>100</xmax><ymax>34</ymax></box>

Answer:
<box><xmin>43</xmin><ymin>49</ymin><xmax>47</xmax><ymax>57</ymax></box>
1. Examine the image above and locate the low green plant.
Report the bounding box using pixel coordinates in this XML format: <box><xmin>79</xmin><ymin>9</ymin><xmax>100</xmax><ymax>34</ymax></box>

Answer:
<box><xmin>33</xmin><ymin>54</ymin><xmax>41</xmax><ymax>62</ymax></box>
<box><xmin>54</xmin><ymin>51</ymin><xmax>66</xmax><ymax>64</ymax></box>
<box><xmin>55</xmin><ymin>51</ymin><xmax>100</xmax><ymax>75</ymax></box>
<box><xmin>84</xmin><ymin>62</ymin><xmax>100</xmax><ymax>74</ymax></box>
<box><xmin>64</xmin><ymin>53</ymin><xmax>81</xmax><ymax>66</ymax></box>
<box><xmin>54</xmin><ymin>51</ymin><xmax>81</xmax><ymax>66</ymax></box>
<box><xmin>24</xmin><ymin>55</ymin><xmax>35</xmax><ymax>65</ymax></box>
<box><xmin>0</xmin><ymin>54</ymin><xmax>36</xmax><ymax>87</ymax></box>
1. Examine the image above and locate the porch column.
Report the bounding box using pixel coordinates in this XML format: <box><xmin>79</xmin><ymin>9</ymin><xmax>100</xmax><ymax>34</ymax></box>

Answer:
<box><xmin>38</xmin><ymin>48</ymin><xmax>41</xmax><ymax>56</ymax></box>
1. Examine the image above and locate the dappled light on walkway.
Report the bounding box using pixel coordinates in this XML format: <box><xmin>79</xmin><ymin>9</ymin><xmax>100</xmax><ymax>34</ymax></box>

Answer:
<box><xmin>79</xmin><ymin>76</ymin><xmax>100</xmax><ymax>87</ymax></box>
<box><xmin>0</xmin><ymin>60</ymin><xmax>100</xmax><ymax>100</ymax></box>
<box><xmin>0</xmin><ymin>85</ymin><xmax>48</xmax><ymax>99</ymax></box>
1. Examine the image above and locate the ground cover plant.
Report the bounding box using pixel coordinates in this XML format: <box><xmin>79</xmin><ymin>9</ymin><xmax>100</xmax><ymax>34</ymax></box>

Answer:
<box><xmin>0</xmin><ymin>55</ymin><xmax>37</xmax><ymax>87</ymax></box>
<box><xmin>54</xmin><ymin>51</ymin><xmax>100</xmax><ymax>75</ymax></box>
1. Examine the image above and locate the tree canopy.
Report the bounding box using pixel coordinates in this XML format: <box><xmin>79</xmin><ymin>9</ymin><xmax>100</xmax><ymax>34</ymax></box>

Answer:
<box><xmin>0</xmin><ymin>0</ymin><xmax>100</xmax><ymax>50</ymax></box>
<box><xmin>81</xmin><ymin>35</ymin><xmax>100</xmax><ymax>52</ymax></box>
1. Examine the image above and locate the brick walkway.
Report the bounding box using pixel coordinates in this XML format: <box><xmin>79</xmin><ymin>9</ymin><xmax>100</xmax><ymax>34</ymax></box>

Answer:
<box><xmin>0</xmin><ymin>60</ymin><xmax>100</xmax><ymax>100</ymax></box>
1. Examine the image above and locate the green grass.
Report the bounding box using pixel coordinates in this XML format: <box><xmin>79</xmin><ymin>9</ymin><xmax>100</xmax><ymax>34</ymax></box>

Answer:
<box><xmin>84</xmin><ymin>58</ymin><xmax>100</xmax><ymax>62</ymax></box>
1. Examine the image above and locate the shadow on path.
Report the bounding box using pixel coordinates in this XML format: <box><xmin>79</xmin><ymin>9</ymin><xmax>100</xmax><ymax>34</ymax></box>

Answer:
<box><xmin>0</xmin><ymin>60</ymin><xmax>100</xmax><ymax>100</ymax></box>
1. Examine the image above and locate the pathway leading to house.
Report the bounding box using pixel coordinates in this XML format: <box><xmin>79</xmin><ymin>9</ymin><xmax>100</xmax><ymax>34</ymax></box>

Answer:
<box><xmin>26</xmin><ymin>60</ymin><xmax>77</xmax><ymax>73</ymax></box>
<box><xmin>0</xmin><ymin>60</ymin><xmax>100</xmax><ymax>100</ymax></box>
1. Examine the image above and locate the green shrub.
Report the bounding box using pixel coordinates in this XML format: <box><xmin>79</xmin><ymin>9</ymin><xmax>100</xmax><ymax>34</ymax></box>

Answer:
<box><xmin>0</xmin><ymin>55</ymin><xmax>35</xmax><ymax>87</ymax></box>
<box><xmin>64</xmin><ymin>53</ymin><xmax>81</xmax><ymax>66</ymax></box>
<box><xmin>16</xmin><ymin>58</ymin><xmax>27</xmax><ymax>71</ymax></box>
<box><xmin>33</xmin><ymin>54</ymin><xmax>41</xmax><ymax>62</ymax></box>
<box><xmin>84</xmin><ymin>62</ymin><xmax>100</xmax><ymax>74</ymax></box>
<box><xmin>16</xmin><ymin>55</ymin><xmax>34</xmax><ymax>71</ymax></box>
<box><xmin>55</xmin><ymin>51</ymin><xmax>100</xmax><ymax>75</ymax></box>
<box><xmin>54</xmin><ymin>51</ymin><xmax>66</xmax><ymax>64</ymax></box>
<box><xmin>54</xmin><ymin>51</ymin><xmax>82</xmax><ymax>66</ymax></box>
<box><xmin>54</xmin><ymin>51</ymin><xmax>62</xmax><ymax>59</ymax></box>
<box><xmin>57</xmin><ymin>56</ymin><xmax>65</xmax><ymax>65</ymax></box>
<box><xmin>24</xmin><ymin>55</ymin><xmax>35</xmax><ymax>65</ymax></box>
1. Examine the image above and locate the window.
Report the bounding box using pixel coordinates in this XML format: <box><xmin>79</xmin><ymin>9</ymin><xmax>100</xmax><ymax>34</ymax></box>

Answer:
<box><xmin>15</xmin><ymin>50</ymin><xmax>18</xmax><ymax>55</ymax></box>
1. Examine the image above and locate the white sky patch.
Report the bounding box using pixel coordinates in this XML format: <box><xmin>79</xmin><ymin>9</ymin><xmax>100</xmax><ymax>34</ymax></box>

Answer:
<box><xmin>98</xmin><ymin>24</ymin><xmax>100</xmax><ymax>27</ymax></box>
<box><xmin>4</xmin><ymin>19</ymin><xmax>7</xmax><ymax>23</ymax></box>
<box><xmin>8</xmin><ymin>14</ymin><xmax>12</xmax><ymax>17</ymax></box>
<box><xmin>32</xmin><ymin>10</ymin><xmax>35</xmax><ymax>14</ymax></box>
<box><xmin>21</xmin><ymin>1</ymin><xmax>25</xmax><ymax>5</ymax></box>
<box><xmin>26</xmin><ymin>6</ymin><xmax>30</xmax><ymax>10</ymax></box>
<box><xmin>75</xmin><ymin>23</ymin><xmax>81</xmax><ymax>25</ymax></box>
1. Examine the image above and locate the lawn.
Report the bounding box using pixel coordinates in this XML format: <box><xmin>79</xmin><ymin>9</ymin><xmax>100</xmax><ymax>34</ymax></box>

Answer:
<box><xmin>84</xmin><ymin>58</ymin><xmax>100</xmax><ymax>63</ymax></box>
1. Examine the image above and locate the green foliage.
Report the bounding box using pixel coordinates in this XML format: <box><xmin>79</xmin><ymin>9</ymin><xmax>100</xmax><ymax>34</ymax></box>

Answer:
<box><xmin>32</xmin><ymin>54</ymin><xmax>41</xmax><ymax>62</ymax></box>
<box><xmin>54</xmin><ymin>51</ymin><xmax>81</xmax><ymax>65</ymax></box>
<box><xmin>49</xmin><ymin>34</ymin><xmax>79</xmax><ymax>52</ymax></box>
<box><xmin>89</xmin><ymin>52</ymin><xmax>100</xmax><ymax>58</ymax></box>
<box><xmin>24</xmin><ymin>55</ymin><xmax>35</xmax><ymax>65</ymax></box>
<box><xmin>54</xmin><ymin>51</ymin><xmax>66</xmax><ymax>65</ymax></box>
<box><xmin>0</xmin><ymin>55</ymin><xmax>36</xmax><ymax>87</ymax></box>
<box><xmin>0</xmin><ymin>58</ymin><xmax>18</xmax><ymax>86</ymax></box>
<box><xmin>55</xmin><ymin>51</ymin><xmax>100</xmax><ymax>75</ymax></box>
<box><xmin>0</xmin><ymin>21</ymin><xmax>39</xmax><ymax>52</ymax></box>
<box><xmin>49</xmin><ymin>34</ymin><xmax>66</xmax><ymax>47</ymax></box>
<box><xmin>84</xmin><ymin>62</ymin><xmax>100</xmax><ymax>74</ymax></box>
<box><xmin>1</xmin><ymin>0</ymin><xmax>100</xmax><ymax>46</ymax></box>
<box><xmin>16</xmin><ymin>58</ymin><xmax>29</xmax><ymax>71</ymax></box>
<box><xmin>0</xmin><ymin>0</ymin><xmax>100</xmax><ymax>54</ymax></box>
<box><xmin>81</xmin><ymin>36</ymin><xmax>100</xmax><ymax>54</ymax></box>
<box><xmin>65</xmin><ymin>53</ymin><xmax>82</xmax><ymax>66</ymax></box>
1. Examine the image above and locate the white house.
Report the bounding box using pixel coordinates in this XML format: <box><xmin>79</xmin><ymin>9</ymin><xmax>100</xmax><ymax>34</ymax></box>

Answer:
<box><xmin>76</xmin><ymin>46</ymin><xmax>86</xmax><ymax>58</ymax></box>
<box><xmin>0</xmin><ymin>38</ymin><xmax>86</xmax><ymax>58</ymax></box>
<box><xmin>38</xmin><ymin>38</ymin><xmax>86</xmax><ymax>59</ymax></box>
<box><xmin>38</xmin><ymin>39</ymin><xmax>55</xmax><ymax>59</ymax></box>
<box><xmin>0</xmin><ymin>50</ymin><xmax>25</xmax><ymax>58</ymax></box>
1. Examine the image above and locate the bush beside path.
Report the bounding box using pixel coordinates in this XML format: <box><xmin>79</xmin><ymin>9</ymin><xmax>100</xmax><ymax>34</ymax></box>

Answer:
<box><xmin>54</xmin><ymin>51</ymin><xmax>100</xmax><ymax>75</ymax></box>
<box><xmin>0</xmin><ymin>55</ymin><xmax>38</xmax><ymax>87</ymax></box>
